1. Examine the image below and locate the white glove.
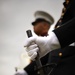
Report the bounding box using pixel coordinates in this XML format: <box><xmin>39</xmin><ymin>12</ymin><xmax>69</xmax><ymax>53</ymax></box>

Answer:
<box><xmin>14</xmin><ymin>70</ymin><xmax>28</xmax><ymax>75</ymax></box>
<box><xmin>24</xmin><ymin>32</ymin><xmax>60</xmax><ymax>60</ymax></box>
<box><xmin>26</xmin><ymin>44</ymin><xmax>39</xmax><ymax>60</ymax></box>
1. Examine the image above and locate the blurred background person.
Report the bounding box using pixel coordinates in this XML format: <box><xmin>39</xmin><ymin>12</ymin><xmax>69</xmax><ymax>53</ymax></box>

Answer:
<box><xmin>15</xmin><ymin>10</ymin><xmax>54</xmax><ymax>75</ymax></box>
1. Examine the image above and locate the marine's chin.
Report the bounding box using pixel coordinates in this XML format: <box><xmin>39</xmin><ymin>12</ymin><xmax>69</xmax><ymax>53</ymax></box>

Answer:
<box><xmin>34</xmin><ymin>31</ymin><xmax>41</xmax><ymax>36</ymax></box>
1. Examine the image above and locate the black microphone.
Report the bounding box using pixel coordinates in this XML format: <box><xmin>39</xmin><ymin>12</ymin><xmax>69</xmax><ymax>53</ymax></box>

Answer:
<box><xmin>26</xmin><ymin>30</ymin><xmax>32</xmax><ymax>38</ymax></box>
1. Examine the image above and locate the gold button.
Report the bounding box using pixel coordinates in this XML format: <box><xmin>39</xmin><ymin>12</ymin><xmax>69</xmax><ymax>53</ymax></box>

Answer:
<box><xmin>61</xmin><ymin>13</ymin><xmax>64</xmax><ymax>16</ymax></box>
<box><xmin>66</xmin><ymin>1</ymin><xmax>69</xmax><ymax>4</ymax></box>
<box><xmin>57</xmin><ymin>26</ymin><xmax>60</xmax><ymax>28</ymax></box>
<box><xmin>59</xmin><ymin>52</ymin><xmax>62</xmax><ymax>57</ymax></box>
<box><xmin>63</xmin><ymin>7</ymin><xmax>66</xmax><ymax>11</ymax></box>
<box><xmin>59</xmin><ymin>19</ymin><xmax>62</xmax><ymax>22</ymax></box>
<box><xmin>37</xmin><ymin>71</ymin><xmax>40</xmax><ymax>74</ymax></box>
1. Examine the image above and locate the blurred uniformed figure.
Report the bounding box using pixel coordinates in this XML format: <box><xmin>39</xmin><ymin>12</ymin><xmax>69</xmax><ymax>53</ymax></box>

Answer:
<box><xmin>15</xmin><ymin>0</ymin><xmax>75</xmax><ymax>75</ymax></box>
<box><xmin>15</xmin><ymin>10</ymin><xmax>54</xmax><ymax>75</ymax></box>
<box><xmin>24</xmin><ymin>0</ymin><xmax>75</xmax><ymax>75</ymax></box>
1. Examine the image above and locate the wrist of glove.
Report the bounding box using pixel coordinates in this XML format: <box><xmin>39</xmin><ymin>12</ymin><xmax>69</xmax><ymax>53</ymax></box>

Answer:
<box><xmin>14</xmin><ymin>70</ymin><xmax>28</xmax><ymax>75</ymax></box>
<box><xmin>24</xmin><ymin>32</ymin><xmax>60</xmax><ymax>61</ymax></box>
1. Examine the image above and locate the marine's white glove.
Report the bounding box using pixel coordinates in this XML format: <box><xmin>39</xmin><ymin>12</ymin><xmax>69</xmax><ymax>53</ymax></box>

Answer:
<box><xmin>24</xmin><ymin>32</ymin><xmax>60</xmax><ymax>60</ymax></box>
<box><xmin>14</xmin><ymin>70</ymin><xmax>28</xmax><ymax>75</ymax></box>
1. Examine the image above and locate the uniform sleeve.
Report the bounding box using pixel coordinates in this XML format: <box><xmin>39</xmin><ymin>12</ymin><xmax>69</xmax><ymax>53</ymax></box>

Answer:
<box><xmin>53</xmin><ymin>17</ymin><xmax>75</xmax><ymax>48</ymax></box>
<box><xmin>24</xmin><ymin>61</ymin><xmax>37</xmax><ymax>75</ymax></box>
<box><xmin>24</xmin><ymin>53</ymin><xmax>49</xmax><ymax>75</ymax></box>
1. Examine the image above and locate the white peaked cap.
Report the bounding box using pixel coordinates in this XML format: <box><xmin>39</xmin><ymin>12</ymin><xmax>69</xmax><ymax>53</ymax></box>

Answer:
<box><xmin>34</xmin><ymin>10</ymin><xmax>54</xmax><ymax>25</ymax></box>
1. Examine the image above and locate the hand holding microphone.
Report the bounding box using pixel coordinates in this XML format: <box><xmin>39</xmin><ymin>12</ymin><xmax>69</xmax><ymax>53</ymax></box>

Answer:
<box><xmin>24</xmin><ymin>31</ymin><xmax>60</xmax><ymax>60</ymax></box>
